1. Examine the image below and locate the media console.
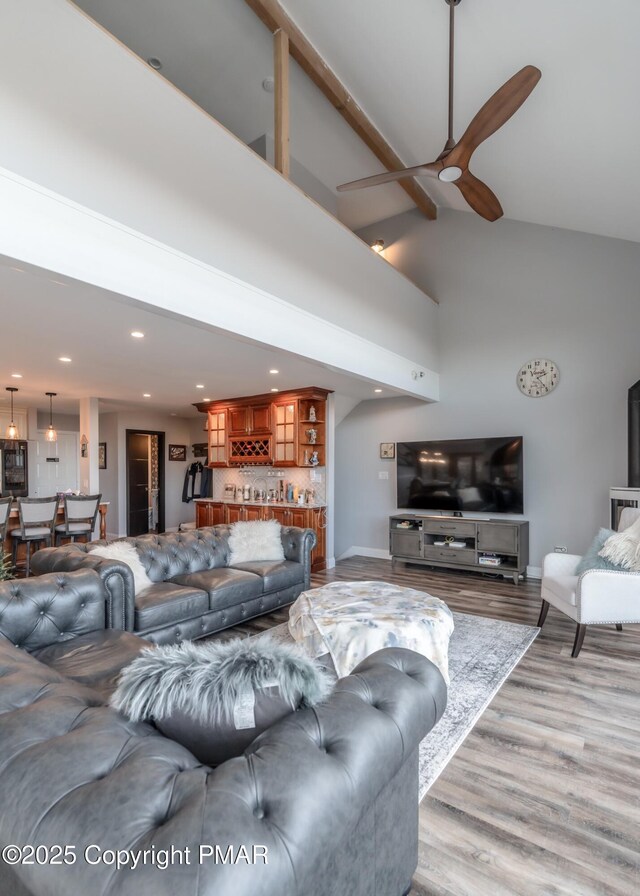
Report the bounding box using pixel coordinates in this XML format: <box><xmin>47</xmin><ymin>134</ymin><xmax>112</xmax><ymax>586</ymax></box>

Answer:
<box><xmin>389</xmin><ymin>514</ymin><xmax>529</xmax><ymax>585</ymax></box>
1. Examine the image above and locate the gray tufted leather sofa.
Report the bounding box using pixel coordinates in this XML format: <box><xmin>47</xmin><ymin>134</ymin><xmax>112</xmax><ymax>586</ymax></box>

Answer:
<box><xmin>31</xmin><ymin>525</ymin><xmax>316</xmax><ymax>645</ymax></box>
<box><xmin>0</xmin><ymin>570</ymin><xmax>448</xmax><ymax>896</ymax></box>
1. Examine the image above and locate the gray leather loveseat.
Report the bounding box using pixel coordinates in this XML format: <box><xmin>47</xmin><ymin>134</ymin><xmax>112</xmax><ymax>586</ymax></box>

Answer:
<box><xmin>0</xmin><ymin>570</ymin><xmax>448</xmax><ymax>896</ymax></box>
<box><xmin>31</xmin><ymin>524</ymin><xmax>315</xmax><ymax>645</ymax></box>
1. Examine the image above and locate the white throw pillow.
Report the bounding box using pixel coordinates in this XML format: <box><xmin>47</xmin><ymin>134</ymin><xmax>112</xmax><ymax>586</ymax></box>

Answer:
<box><xmin>90</xmin><ymin>542</ymin><xmax>153</xmax><ymax>595</ymax></box>
<box><xmin>228</xmin><ymin>520</ymin><xmax>285</xmax><ymax>565</ymax></box>
<box><xmin>598</xmin><ymin>515</ymin><xmax>640</xmax><ymax>571</ymax></box>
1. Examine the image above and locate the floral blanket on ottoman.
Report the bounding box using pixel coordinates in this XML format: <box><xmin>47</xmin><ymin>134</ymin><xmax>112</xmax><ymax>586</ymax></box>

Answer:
<box><xmin>288</xmin><ymin>581</ymin><xmax>454</xmax><ymax>683</ymax></box>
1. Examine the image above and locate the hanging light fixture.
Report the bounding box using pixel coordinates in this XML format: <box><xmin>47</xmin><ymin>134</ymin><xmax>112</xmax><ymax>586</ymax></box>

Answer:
<box><xmin>5</xmin><ymin>387</ymin><xmax>19</xmax><ymax>439</ymax></box>
<box><xmin>45</xmin><ymin>392</ymin><xmax>57</xmax><ymax>443</ymax></box>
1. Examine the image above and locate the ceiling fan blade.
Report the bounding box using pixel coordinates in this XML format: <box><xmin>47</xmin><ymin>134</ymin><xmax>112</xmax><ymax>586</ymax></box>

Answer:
<box><xmin>337</xmin><ymin>163</ymin><xmax>440</xmax><ymax>192</ymax></box>
<box><xmin>455</xmin><ymin>171</ymin><xmax>503</xmax><ymax>222</ymax></box>
<box><xmin>449</xmin><ymin>65</ymin><xmax>541</xmax><ymax>169</ymax></box>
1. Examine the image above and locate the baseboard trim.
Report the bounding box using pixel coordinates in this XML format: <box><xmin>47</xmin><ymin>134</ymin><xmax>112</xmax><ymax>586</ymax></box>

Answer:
<box><xmin>337</xmin><ymin>546</ymin><xmax>392</xmax><ymax>561</ymax></box>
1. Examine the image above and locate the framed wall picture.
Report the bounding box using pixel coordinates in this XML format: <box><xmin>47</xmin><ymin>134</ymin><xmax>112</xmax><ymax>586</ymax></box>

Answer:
<box><xmin>98</xmin><ymin>442</ymin><xmax>107</xmax><ymax>470</ymax></box>
<box><xmin>168</xmin><ymin>444</ymin><xmax>187</xmax><ymax>462</ymax></box>
<box><xmin>380</xmin><ymin>442</ymin><xmax>395</xmax><ymax>459</ymax></box>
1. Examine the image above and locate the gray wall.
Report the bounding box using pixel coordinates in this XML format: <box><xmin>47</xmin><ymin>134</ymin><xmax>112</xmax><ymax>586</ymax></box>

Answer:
<box><xmin>98</xmin><ymin>412</ymin><xmax>119</xmax><ymax>537</ymax></box>
<box><xmin>338</xmin><ymin>209</ymin><xmax>640</xmax><ymax>570</ymax></box>
<box><xmin>250</xmin><ymin>134</ymin><xmax>338</xmax><ymax>219</ymax></box>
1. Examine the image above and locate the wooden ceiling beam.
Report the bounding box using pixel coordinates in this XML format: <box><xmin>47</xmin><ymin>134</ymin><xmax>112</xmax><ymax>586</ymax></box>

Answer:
<box><xmin>273</xmin><ymin>29</ymin><xmax>290</xmax><ymax>177</ymax></box>
<box><xmin>244</xmin><ymin>0</ymin><xmax>437</xmax><ymax>220</ymax></box>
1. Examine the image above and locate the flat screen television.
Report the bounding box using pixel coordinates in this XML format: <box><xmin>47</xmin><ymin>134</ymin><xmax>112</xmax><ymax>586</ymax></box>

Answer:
<box><xmin>396</xmin><ymin>436</ymin><xmax>523</xmax><ymax>514</ymax></box>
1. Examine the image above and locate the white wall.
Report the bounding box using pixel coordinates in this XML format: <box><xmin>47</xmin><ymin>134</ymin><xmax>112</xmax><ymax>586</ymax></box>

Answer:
<box><xmin>338</xmin><ymin>209</ymin><xmax>640</xmax><ymax>570</ymax></box>
<box><xmin>98</xmin><ymin>412</ymin><xmax>119</xmax><ymax>536</ymax></box>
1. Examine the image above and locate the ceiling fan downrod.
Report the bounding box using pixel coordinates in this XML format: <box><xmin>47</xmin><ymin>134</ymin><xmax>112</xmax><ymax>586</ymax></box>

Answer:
<box><xmin>443</xmin><ymin>0</ymin><xmax>462</xmax><ymax>154</ymax></box>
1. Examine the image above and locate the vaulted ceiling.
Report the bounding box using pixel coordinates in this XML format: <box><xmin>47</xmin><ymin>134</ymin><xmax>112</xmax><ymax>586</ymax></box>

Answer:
<box><xmin>74</xmin><ymin>0</ymin><xmax>640</xmax><ymax>242</ymax></box>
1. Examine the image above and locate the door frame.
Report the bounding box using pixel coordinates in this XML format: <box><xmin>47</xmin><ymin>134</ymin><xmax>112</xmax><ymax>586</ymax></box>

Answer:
<box><xmin>125</xmin><ymin>429</ymin><xmax>165</xmax><ymax>535</ymax></box>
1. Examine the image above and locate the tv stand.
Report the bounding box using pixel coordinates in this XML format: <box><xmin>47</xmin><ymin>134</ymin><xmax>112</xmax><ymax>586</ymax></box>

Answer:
<box><xmin>389</xmin><ymin>514</ymin><xmax>529</xmax><ymax>585</ymax></box>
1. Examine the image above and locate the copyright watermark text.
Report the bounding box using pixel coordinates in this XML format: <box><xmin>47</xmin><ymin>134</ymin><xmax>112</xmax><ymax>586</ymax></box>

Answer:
<box><xmin>2</xmin><ymin>843</ymin><xmax>268</xmax><ymax>871</ymax></box>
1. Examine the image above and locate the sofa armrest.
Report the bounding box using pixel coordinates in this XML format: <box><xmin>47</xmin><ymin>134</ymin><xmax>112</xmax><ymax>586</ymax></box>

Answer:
<box><xmin>31</xmin><ymin>545</ymin><xmax>135</xmax><ymax>632</ymax></box>
<box><xmin>542</xmin><ymin>552</ymin><xmax>581</xmax><ymax>577</ymax></box>
<box><xmin>578</xmin><ymin>569</ymin><xmax>640</xmax><ymax>623</ymax></box>
<box><xmin>0</xmin><ymin>570</ymin><xmax>108</xmax><ymax>652</ymax></box>
<box><xmin>281</xmin><ymin>526</ymin><xmax>317</xmax><ymax>587</ymax></box>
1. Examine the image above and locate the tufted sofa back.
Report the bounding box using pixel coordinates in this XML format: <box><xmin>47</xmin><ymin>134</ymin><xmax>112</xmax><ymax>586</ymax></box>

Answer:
<box><xmin>0</xmin><ymin>569</ymin><xmax>107</xmax><ymax>652</ymax></box>
<box><xmin>122</xmin><ymin>526</ymin><xmax>232</xmax><ymax>582</ymax></box>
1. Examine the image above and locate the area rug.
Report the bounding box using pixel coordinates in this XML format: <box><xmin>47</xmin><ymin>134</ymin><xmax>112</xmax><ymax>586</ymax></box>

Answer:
<box><xmin>260</xmin><ymin>611</ymin><xmax>538</xmax><ymax>802</ymax></box>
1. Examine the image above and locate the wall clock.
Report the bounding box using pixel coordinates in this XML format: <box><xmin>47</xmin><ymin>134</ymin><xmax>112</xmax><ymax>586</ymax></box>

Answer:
<box><xmin>517</xmin><ymin>359</ymin><xmax>559</xmax><ymax>397</ymax></box>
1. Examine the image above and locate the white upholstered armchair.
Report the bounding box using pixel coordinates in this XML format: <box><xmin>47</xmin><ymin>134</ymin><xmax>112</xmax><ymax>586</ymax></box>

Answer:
<box><xmin>539</xmin><ymin>508</ymin><xmax>640</xmax><ymax>657</ymax></box>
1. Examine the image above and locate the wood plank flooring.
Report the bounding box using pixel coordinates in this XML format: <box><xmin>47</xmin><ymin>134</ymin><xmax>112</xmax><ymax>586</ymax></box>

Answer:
<box><xmin>212</xmin><ymin>556</ymin><xmax>640</xmax><ymax>896</ymax></box>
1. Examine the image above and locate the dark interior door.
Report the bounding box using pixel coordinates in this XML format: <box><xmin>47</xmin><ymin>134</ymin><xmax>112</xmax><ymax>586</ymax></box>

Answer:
<box><xmin>127</xmin><ymin>432</ymin><xmax>149</xmax><ymax>537</ymax></box>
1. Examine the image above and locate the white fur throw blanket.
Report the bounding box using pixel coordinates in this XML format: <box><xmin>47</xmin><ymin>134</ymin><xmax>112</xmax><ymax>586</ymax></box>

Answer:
<box><xmin>599</xmin><ymin>515</ymin><xmax>640</xmax><ymax>570</ymax></box>
<box><xmin>110</xmin><ymin>636</ymin><xmax>332</xmax><ymax>724</ymax></box>
<box><xmin>228</xmin><ymin>519</ymin><xmax>285</xmax><ymax>565</ymax></box>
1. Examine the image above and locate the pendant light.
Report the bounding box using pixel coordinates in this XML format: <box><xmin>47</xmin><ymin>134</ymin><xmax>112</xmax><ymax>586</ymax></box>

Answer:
<box><xmin>5</xmin><ymin>387</ymin><xmax>19</xmax><ymax>440</ymax></box>
<box><xmin>45</xmin><ymin>392</ymin><xmax>57</xmax><ymax>443</ymax></box>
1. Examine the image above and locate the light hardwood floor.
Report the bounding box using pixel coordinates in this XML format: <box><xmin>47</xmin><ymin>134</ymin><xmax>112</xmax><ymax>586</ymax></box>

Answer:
<box><xmin>217</xmin><ymin>556</ymin><xmax>640</xmax><ymax>896</ymax></box>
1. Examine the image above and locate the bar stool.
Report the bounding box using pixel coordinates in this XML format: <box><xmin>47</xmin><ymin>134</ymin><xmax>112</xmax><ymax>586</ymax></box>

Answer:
<box><xmin>11</xmin><ymin>496</ymin><xmax>59</xmax><ymax>577</ymax></box>
<box><xmin>55</xmin><ymin>493</ymin><xmax>102</xmax><ymax>545</ymax></box>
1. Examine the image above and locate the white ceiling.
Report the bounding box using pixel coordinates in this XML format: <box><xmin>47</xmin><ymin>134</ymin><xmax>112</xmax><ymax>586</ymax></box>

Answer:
<box><xmin>0</xmin><ymin>258</ymin><xmax>390</xmax><ymax>417</ymax></box>
<box><xmin>73</xmin><ymin>0</ymin><xmax>640</xmax><ymax>242</ymax></box>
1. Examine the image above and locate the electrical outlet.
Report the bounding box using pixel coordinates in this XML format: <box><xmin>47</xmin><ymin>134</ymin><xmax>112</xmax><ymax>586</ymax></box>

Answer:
<box><xmin>554</xmin><ymin>545</ymin><xmax>567</xmax><ymax>553</ymax></box>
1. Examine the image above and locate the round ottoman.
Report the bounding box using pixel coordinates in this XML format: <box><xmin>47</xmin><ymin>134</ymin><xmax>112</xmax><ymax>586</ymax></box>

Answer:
<box><xmin>288</xmin><ymin>581</ymin><xmax>454</xmax><ymax>682</ymax></box>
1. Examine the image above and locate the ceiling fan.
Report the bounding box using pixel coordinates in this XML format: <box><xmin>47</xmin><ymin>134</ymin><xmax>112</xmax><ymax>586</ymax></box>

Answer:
<box><xmin>337</xmin><ymin>0</ymin><xmax>541</xmax><ymax>222</ymax></box>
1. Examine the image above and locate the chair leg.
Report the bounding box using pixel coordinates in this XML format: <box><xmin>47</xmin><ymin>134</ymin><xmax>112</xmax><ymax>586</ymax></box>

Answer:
<box><xmin>616</xmin><ymin>623</ymin><xmax>623</xmax><ymax>631</ymax></box>
<box><xmin>25</xmin><ymin>542</ymin><xmax>32</xmax><ymax>577</ymax></box>
<box><xmin>12</xmin><ymin>537</ymin><xmax>18</xmax><ymax>571</ymax></box>
<box><xmin>537</xmin><ymin>599</ymin><xmax>550</xmax><ymax>628</ymax></box>
<box><xmin>571</xmin><ymin>623</ymin><xmax>587</xmax><ymax>658</ymax></box>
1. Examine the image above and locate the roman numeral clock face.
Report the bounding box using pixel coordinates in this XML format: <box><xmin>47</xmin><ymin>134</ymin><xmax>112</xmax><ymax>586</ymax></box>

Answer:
<box><xmin>517</xmin><ymin>359</ymin><xmax>559</xmax><ymax>397</ymax></box>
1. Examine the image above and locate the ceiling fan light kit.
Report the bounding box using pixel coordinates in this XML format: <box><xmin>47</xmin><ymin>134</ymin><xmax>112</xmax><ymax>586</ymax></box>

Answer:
<box><xmin>337</xmin><ymin>0</ymin><xmax>541</xmax><ymax>222</ymax></box>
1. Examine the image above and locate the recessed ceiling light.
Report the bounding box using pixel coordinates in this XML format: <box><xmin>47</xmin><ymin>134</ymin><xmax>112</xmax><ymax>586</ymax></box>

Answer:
<box><xmin>269</xmin><ymin>369</ymin><xmax>279</xmax><ymax>374</ymax></box>
<box><xmin>196</xmin><ymin>384</ymin><xmax>205</xmax><ymax>389</ymax></box>
<box><xmin>147</xmin><ymin>57</ymin><xmax>162</xmax><ymax>70</ymax></box>
<box><xmin>11</xmin><ymin>373</ymin><xmax>22</xmax><ymax>378</ymax></box>
<box><xmin>143</xmin><ymin>393</ymin><xmax>151</xmax><ymax>398</ymax></box>
<box><xmin>131</xmin><ymin>331</ymin><xmax>145</xmax><ymax>339</ymax></box>
<box><xmin>58</xmin><ymin>357</ymin><xmax>72</xmax><ymax>363</ymax></box>
<box><xmin>203</xmin><ymin>398</ymin><xmax>211</xmax><ymax>402</ymax></box>
<box><xmin>271</xmin><ymin>388</ymin><xmax>279</xmax><ymax>393</ymax></box>
<box><xmin>371</xmin><ymin>239</ymin><xmax>385</xmax><ymax>254</ymax></box>
<box><xmin>374</xmin><ymin>388</ymin><xmax>382</xmax><ymax>393</ymax></box>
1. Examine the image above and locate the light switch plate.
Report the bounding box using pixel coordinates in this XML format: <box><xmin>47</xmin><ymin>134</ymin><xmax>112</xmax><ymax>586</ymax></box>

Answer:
<box><xmin>378</xmin><ymin>471</ymin><xmax>389</xmax><ymax>480</ymax></box>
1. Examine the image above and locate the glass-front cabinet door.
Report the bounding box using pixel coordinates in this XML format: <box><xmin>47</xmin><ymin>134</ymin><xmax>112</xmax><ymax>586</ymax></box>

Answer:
<box><xmin>1</xmin><ymin>440</ymin><xmax>28</xmax><ymax>497</ymax></box>
<box><xmin>273</xmin><ymin>401</ymin><xmax>297</xmax><ymax>466</ymax></box>
<box><xmin>207</xmin><ymin>411</ymin><xmax>227</xmax><ymax>466</ymax></box>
